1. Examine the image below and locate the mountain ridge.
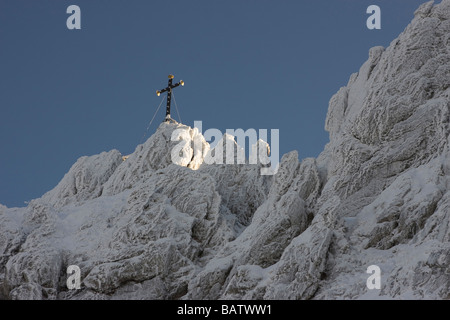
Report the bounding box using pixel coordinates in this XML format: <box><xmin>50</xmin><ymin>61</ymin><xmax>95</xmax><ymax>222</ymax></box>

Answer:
<box><xmin>1</xmin><ymin>0</ymin><xmax>449</xmax><ymax>300</ymax></box>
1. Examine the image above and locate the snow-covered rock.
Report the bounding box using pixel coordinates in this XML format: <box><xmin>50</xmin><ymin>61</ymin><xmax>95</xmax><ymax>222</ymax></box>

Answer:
<box><xmin>1</xmin><ymin>0</ymin><xmax>449</xmax><ymax>300</ymax></box>
<box><xmin>41</xmin><ymin>150</ymin><xmax>123</xmax><ymax>209</ymax></box>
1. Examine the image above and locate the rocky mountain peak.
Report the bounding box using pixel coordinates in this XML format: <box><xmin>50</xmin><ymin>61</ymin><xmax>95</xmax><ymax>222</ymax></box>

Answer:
<box><xmin>1</xmin><ymin>0</ymin><xmax>449</xmax><ymax>300</ymax></box>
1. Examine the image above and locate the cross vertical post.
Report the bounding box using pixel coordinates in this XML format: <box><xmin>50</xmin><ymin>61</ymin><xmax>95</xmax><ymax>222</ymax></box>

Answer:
<box><xmin>156</xmin><ymin>74</ymin><xmax>184</xmax><ymax>122</ymax></box>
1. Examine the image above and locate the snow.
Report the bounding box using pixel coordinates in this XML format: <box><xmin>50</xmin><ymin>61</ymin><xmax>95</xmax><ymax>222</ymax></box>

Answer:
<box><xmin>1</xmin><ymin>0</ymin><xmax>450</xmax><ymax>300</ymax></box>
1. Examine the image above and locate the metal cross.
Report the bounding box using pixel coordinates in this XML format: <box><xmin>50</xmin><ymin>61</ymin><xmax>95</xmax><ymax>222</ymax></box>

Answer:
<box><xmin>156</xmin><ymin>74</ymin><xmax>184</xmax><ymax>122</ymax></box>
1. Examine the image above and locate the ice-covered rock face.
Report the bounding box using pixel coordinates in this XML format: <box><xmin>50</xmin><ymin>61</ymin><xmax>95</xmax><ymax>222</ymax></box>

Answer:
<box><xmin>102</xmin><ymin>121</ymin><xmax>210</xmax><ymax>196</ymax></box>
<box><xmin>39</xmin><ymin>150</ymin><xmax>123</xmax><ymax>209</ymax></box>
<box><xmin>1</xmin><ymin>0</ymin><xmax>450</xmax><ymax>300</ymax></box>
<box><xmin>313</xmin><ymin>0</ymin><xmax>450</xmax><ymax>299</ymax></box>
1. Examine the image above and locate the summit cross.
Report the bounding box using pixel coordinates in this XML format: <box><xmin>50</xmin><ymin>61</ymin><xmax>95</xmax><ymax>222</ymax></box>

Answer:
<box><xmin>156</xmin><ymin>74</ymin><xmax>184</xmax><ymax>122</ymax></box>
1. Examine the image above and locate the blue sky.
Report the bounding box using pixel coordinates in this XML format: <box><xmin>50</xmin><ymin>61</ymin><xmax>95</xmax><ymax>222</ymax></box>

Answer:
<box><xmin>0</xmin><ymin>0</ymin><xmax>430</xmax><ymax>207</ymax></box>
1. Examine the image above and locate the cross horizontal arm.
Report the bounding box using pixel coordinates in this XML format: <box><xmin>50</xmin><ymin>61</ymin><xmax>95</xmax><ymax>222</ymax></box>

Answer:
<box><xmin>171</xmin><ymin>81</ymin><xmax>182</xmax><ymax>89</ymax></box>
<box><xmin>156</xmin><ymin>87</ymin><xmax>169</xmax><ymax>96</ymax></box>
<box><xmin>157</xmin><ymin>80</ymin><xmax>184</xmax><ymax>96</ymax></box>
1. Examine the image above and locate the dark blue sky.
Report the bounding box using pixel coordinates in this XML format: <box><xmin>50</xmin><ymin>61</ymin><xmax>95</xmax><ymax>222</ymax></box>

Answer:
<box><xmin>0</xmin><ymin>0</ymin><xmax>430</xmax><ymax>207</ymax></box>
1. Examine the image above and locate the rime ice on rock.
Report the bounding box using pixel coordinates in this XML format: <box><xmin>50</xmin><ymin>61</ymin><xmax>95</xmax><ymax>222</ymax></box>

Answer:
<box><xmin>1</xmin><ymin>0</ymin><xmax>450</xmax><ymax>300</ymax></box>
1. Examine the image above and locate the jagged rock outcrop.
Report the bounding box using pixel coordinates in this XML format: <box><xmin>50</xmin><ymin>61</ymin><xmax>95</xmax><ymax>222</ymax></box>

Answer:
<box><xmin>0</xmin><ymin>0</ymin><xmax>449</xmax><ymax>300</ymax></box>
